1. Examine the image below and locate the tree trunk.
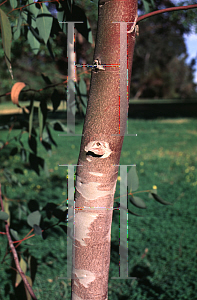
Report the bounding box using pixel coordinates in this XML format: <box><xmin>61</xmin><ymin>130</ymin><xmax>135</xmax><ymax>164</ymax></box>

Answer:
<box><xmin>71</xmin><ymin>0</ymin><xmax>137</xmax><ymax>299</ymax></box>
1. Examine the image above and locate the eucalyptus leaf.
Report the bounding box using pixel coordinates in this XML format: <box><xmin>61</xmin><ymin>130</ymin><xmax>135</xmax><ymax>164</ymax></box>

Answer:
<box><xmin>129</xmin><ymin>195</ymin><xmax>146</xmax><ymax>209</ymax></box>
<box><xmin>127</xmin><ymin>166</ymin><xmax>139</xmax><ymax>192</ymax></box>
<box><xmin>151</xmin><ymin>193</ymin><xmax>172</xmax><ymax>205</ymax></box>
<box><xmin>0</xmin><ymin>211</ymin><xmax>9</xmax><ymax>221</ymax></box>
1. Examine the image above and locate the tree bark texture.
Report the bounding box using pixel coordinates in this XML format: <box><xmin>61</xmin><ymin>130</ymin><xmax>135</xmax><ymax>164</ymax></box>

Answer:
<box><xmin>71</xmin><ymin>0</ymin><xmax>137</xmax><ymax>299</ymax></box>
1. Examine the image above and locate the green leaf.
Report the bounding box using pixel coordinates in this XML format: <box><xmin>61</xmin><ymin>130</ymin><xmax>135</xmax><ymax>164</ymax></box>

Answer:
<box><xmin>51</xmin><ymin>89</ymin><xmax>62</xmax><ymax>112</ymax></box>
<box><xmin>41</xmin><ymin>139</ymin><xmax>52</xmax><ymax>154</ymax></box>
<box><xmin>13</xmin><ymin>13</ymin><xmax>22</xmax><ymax>40</ymax></box>
<box><xmin>29</xmin><ymin>153</ymin><xmax>44</xmax><ymax>175</ymax></box>
<box><xmin>127</xmin><ymin>166</ymin><xmax>139</xmax><ymax>192</ymax></box>
<box><xmin>28</xmin><ymin>101</ymin><xmax>35</xmax><ymax>137</ymax></box>
<box><xmin>20</xmin><ymin>148</ymin><xmax>26</xmax><ymax>162</ymax></box>
<box><xmin>87</xmin><ymin>19</ymin><xmax>93</xmax><ymax>44</ymax></box>
<box><xmin>50</xmin><ymin>121</ymin><xmax>67</xmax><ymax>132</ymax></box>
<box><xmin>21</xmin><ymin>11</ymin><xmax>37</xmax><ymax>28</ymax></box>
<box><xmin>129</xmin><ymin>195</ymin><xmax>146</xmax><ymax>209</ymax></box>
<box><xmin>119</xmin><ymin>203</ymin><xmax>144</xmax><ymax>217</ymax></box>
<box><xmin>141</xmin><ymin>0</ymin><xmax>155</xmax><ymax>13</ymax></box>
<box><xmin>73</xmin><ymin>4</ymin><xmax>92</xmax><ymax>42</ymax></box>
<box><xmin>0</xmin><ymin>9</ymin><xmax>13</xmax><ymax>78</ymax></box>
<box><xmin>128</xmin><ymin>209</ymin><xmax>144</xmax><ymax>217</ymax></box>
<box><xmin>38</xmin><ymin>104</ymin><xmax>43</xmax><ymax>140</ymax></box>
<box><xmin>27</xmin><ymin>211</ymin><xmax>41</xmax><ymax>227</ymax></box>
<box><xmin>67</xmin><ymin>79</ymin><xmax>76</xmax><ymax>115</ymax></box>
<box><xmin>26</xmin><ymin>0</ymin><xmax>39</xmax><ymax>17</ymax></box>
<box><xmin>10</xmin><ymin>228</ymin><xmax>20</xmax><ymax>241</ymax></box>
<box><xmin>33</xmin><ymin>224</ymin><xmax>42</xmax><ymax>237</ymax></box>
<box><xmin>15</xmin><ymin>257</ymin><xmax>27</xmax><ymax>287</ymax></box>
<box><xmin>36</xmin><ymin>3</ymin><xmax>53</xmax><ymax>44</ymax></box>
<box><xmin>151</xmin><ymin>193</ymin><xmax>172</xmax><ymax>205</ymax></box>
<box><xmin>27</xmin><ymin>29</ymin><xmax>40</xmax><ymax>55</ymax></box>
<box><xmin>78</xmin><ymin>78</ymin><xmax>87</xmax><ymax>115</ymax></box>
<box><xmin>28</xmin><ymin>255</ymin><xmax>37</xmax><ymax>283</ymax></box>
<box><xmin>0</xmin><ymin>211</ymin><xmax>9</xmax><ymax>221</ymax></box>
<box><xmin>10</xmin><ymin>0</ymin><xmax>17</xmax><ymax>9</ymax></box>
<box><xmin>41</xmin><ymin>73</ymin><xmax>52</xmax><ymax>85</ymax></box>
<box><xmin>28</xmin><ymin>135</ymin><xmax>37</xmax><ymax>155</ymax></box>
<box><xmin>57</xmin><ymin>4</ymin><xmax>67</xmax><ymax>35</ymax></box>
<box><xmin>46</xmin><ymin>124</ymin><xmax>57</xmax><ymax>147</ymax></box>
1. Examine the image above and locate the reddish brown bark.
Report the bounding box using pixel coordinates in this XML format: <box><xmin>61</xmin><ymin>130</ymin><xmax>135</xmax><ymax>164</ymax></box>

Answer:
<box><xmin>71</xmin><ymin>0</ymin><xmax>137</xmax><ymax>299</ymax></box>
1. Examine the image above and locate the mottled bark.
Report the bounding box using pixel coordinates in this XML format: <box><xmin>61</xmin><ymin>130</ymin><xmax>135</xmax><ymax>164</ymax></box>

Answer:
<box><xmin>71</xmin><ymin>0</ymin><xmax>137</xmax><ymax>299</ymax></box>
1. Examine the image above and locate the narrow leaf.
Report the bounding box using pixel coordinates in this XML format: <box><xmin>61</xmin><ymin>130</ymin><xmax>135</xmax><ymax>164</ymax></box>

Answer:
<box><xmin>51</xmin><ymin>88</ymin><xmax>61</xmax><ymax>112</ymax></box>
<box><xmin>15</xmin><ymin>257</ymin><xmax>27</xmax><ymax>287</ymax></box>
<box><xmin>119</xmin><ymin>203</ymin><xmax>144</xmax><ymax>217</ymax></box>
<box><xmin>28</xmin><ymin>102</ymin><xmax>35</xmax><ymax>135</ymax></box>
<box><xmin>24</xmin><ymin>275</ymin><xmax>32</xmax><ymax>300</ymax></box>
<box><xmin>0</xmin><ymin>9</ymin><xmax>12</xmax><ymax>78</ymax></box>
<box><xmin>41</xmin><ymin>73</ymin><xmax>52</xmax><ymax>85</ymax></box>
<box><xmin>78</xmin><ymin>78</ymin><xmax>88</xmax><ymax>115</ymax></box>
<box><xmin>129</xmin><ymin>195</ymin><xmax>146</xmax><ymax>209</ymax></box>
<box><xmin>38</xmin><ymin>104</ymin><xmax>43</xmax><ymax>140</ymax></box>
<box><xmin>46</xmin><ymin>124</ymin><xmax>57</xmax><ymax>147</ymax></box>
<box><xmin>128</xmin><ymin>209</ymin><xmax>144</xmax><ymax>217</ymax></box>
<box><xmin>87</xmin><ymin>19</ymin><xmax>93</xmax><ymax>44</ymax></box>
<box><xmin>3</xmin><ymin>197</ymin><xmax>10</xmax><ymax>225</ymax></box>
<box><xmin>127</xmin><ymin>166</ymin><xmax>139</xmax><ymax>192</ymax></box>
<box><xmin>10</xmin><ymin>228</ymin><xmax>20</xmax><ymax>241</ymax></box>
<box><xmin>29</xmin><ymin>153</ymin><xmax>39</xmax><ymax>175</ymax></box>
<box><xmin>28</xmin><ymin>135</ymin><xmax>37</xmax><ymax>154</ymax></box>
<box><xmin>27</xmin><ymin>28</ymin><xmax>40</xmax><ymax>55</ymax></box>
<box><xmin>36</xmin><ymin>3</ymin><xmax>53</xmax><ymax>44</ymax></box>
<box><xmin>151</xmin><ymin>193</ymin><xmax>172</xmax><ymax>205</ymax></box>
<box><xmin>41</xmin><ymin>140</ymin><xmax>52</xmax><ymax>153</ymax></box>
<box><xmin>51</xmin><ymin>121</ymin><xmax>67</xmax><ymax>132</ymax></box>
<box><xmin>20</xmin><ymin>148</ymin><xmax>26</xmax><ymax>162</ymax></box>
<box><xmin>28</xmin><ymin>255</ymin><xmax>37</xmax><ymax>283</ymax></box>
<box><xmin>13</xmin><ymin>13</ymin><xmax>22</xmax><ymax>40</ymax></box>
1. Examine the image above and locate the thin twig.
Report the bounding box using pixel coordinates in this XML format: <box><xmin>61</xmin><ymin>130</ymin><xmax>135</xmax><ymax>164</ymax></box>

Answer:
<box><xmin>0</xmin><ymin>183</ymin><xmax>37</xmax><ymax>300</ymax></box>
<box><xmin>137</xmin><ymin>4</ymin><xmax>197</xmax><ymax>24</ymax></box>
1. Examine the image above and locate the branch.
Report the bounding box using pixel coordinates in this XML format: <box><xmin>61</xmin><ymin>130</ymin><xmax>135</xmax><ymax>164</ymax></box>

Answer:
<box><xmin>137</xmin><ymin>4</ymin><xmax>197</xmax><ymax>24</ymax></box>
<box><xmin>0</xmin><ymin>70</ymin><xmax>89</xmax><ymax>99</ymax></box>
<box><xmin>0</xmin><ymin>183</ymin><xmax>38</xmax><ymax>300</ymax></box>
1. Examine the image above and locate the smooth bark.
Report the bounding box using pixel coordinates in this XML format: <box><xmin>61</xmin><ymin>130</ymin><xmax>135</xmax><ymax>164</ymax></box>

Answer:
<box><xmin>71</xmin><ymin>0</ymin><xmax>137</xmax><ymax>299</ymax></box>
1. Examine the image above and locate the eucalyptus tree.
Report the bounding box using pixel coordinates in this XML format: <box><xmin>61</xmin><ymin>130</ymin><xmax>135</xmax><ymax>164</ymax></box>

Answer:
<box><xmin>0</xmin><ymin>1</ymin><xmax>197</xmax><ymax>300</ymax></box>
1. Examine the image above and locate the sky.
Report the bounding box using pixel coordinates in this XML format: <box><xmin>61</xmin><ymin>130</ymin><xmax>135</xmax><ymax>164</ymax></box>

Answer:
<box><xmin>171</xmin><ymin>0</ymin><xmax>197</xmax><ymax>84</ymax></box>
<box><xmin>184</xmin><ymin>31</ymin><xmax>197</xmax><ymax>83</ymax></box>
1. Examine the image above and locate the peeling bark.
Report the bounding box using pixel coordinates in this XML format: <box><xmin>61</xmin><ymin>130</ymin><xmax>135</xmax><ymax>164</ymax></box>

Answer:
<box><xmin>71</xmin><ymin>0</ymin><xmax>137</xmax><ymax>299</ymax></box>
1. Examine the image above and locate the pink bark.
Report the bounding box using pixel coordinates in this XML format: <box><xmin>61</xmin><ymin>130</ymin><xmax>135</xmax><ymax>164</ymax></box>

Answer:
<box><xmin>71</xmin><ymin>0</ymin><xmax>137</xmax><ymax>299</ymax></box>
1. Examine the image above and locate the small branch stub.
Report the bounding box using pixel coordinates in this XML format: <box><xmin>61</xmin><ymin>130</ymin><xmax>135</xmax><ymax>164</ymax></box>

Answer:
<box><xmin>92</xmin><ymin>59</ymin><xmax>105</xmax><ymax>71</ymax></box>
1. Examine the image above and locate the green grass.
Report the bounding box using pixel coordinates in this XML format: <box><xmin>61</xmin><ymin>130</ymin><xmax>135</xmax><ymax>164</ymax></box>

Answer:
<box><xmin>0</xmin><ymin>117</ymin><xmax>197</xmax><ymax>299</ymax></box>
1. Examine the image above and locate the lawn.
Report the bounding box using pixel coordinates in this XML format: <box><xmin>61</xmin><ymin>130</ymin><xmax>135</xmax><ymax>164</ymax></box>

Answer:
<box><xmin>0</xmin><ymin>115</ymin><xmax>197</xmax><ymax>299</ymax></box>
